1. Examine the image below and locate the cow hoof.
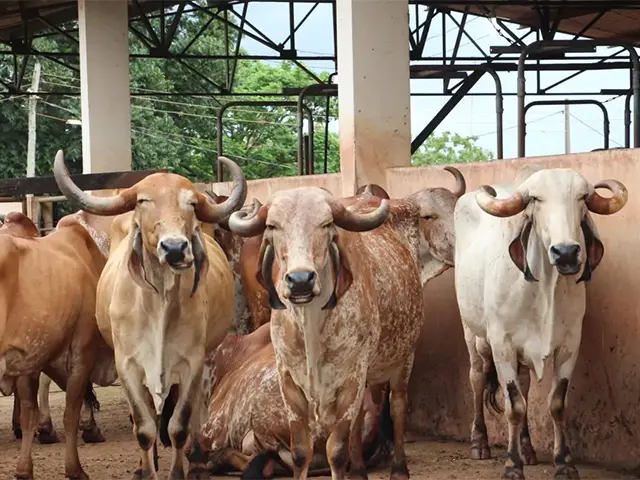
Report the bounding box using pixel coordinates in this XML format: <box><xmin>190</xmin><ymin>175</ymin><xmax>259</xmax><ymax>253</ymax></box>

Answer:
<box><xmin>81</xmin><ymin>428</ymin><xmax>106</xmax><ymax>444</ymax></box>
<box><xmin>38</xmin><ymin>429</ymin><xmax>60</xmax><ymax>444</ymax></box>
<box><xmin>555</xmin><ymin>465</ymin><xmax>580</xmax><ymax>479</ymax></box>
<box><xmin>349</xmin><ymin>467</ymin><xmax>369</xmax><ymax>480</ymax></box>
<box><xmin>170</xmin><ymin>466</ymin><xmax>185</xmax><ymax>480</ymax></box>
<box><xmin>15</xmin><ymin>472</ymin><xmax>33</xmax><ymax>480</ymax></box>
<box><xmin>501</xmin><ymin>467</ymin><xmax>525</xmax><ymax>480</ymax></box>
<box><xmin>132</xmin><ymin>468</ymin><xmax>158</xmax><ymax>480</ymax></box>
<box><xmin>520</xmin><ymin>441</ymin><xmax>538</xmax><ymax>466</ymax></box>
<box><xmin>186</xmin><ymin>466</ymin><xmax>209</xmax><ymax>480</ymax></box>
<box><xmin>470</xmin><ymin>443</ymin><xmax>491</xmax><ymax>460</ymax></box>
<box><xmin>390</xmin><ymin>462</ymin><xmax>409</xmax><ymax>480</ymax></box>
<box><xmin>13</xmin><ymin>427</ymin><xmax>22</xmax><ymax>440</ymax></box>
<box><xmin>65</xmin><ymin>467</ymin><xmax>90</xmax><ymax>480</ymax></box>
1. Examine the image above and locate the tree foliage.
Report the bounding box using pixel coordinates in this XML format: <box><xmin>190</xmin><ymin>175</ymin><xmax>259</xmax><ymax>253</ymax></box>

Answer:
<box><xmin>412</xmin><ymin>131</ymin><xmax>493</xmax><ymax>166</ymax></box>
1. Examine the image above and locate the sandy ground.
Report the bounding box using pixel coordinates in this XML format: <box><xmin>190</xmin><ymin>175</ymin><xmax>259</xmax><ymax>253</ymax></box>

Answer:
<box><xmin>0</xmin><ymin>385</ymin><xmax>635</xmax><ymax>480</ymax></box>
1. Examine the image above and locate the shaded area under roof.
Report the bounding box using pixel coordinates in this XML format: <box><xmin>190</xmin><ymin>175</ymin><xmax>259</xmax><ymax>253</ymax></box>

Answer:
<box><xmin>0</xmin><ymin>1</ymin><xmax>639</xmax><ymax>46</ymax></box>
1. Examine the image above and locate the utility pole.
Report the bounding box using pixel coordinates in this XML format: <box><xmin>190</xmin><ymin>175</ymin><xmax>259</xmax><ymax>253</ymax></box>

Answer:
<box><xmin>26</xmin><ymin>61</ymin><xmax>41</xmax><ymax>221</ymax></box>
<box><xmin>564</xmin><ymin>102</ymin><xmax>571</xmax><ymax>154</ymax></box>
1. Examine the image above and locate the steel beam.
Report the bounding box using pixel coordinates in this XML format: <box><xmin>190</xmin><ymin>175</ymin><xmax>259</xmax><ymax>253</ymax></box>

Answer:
<box><xmin>411</xmin><ymin>69</ymin><xmax>484</xmax><ymax>154</ymax></box>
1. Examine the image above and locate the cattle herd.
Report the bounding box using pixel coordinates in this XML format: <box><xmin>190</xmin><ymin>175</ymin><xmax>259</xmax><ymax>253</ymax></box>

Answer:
<box><xmin>0</xmin><ymin>150</ymin><xmax>629</xmax><ymax>480</ymax></box>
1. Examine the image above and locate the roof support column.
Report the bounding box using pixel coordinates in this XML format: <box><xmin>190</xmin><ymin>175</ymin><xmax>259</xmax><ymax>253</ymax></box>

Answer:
<box><xmin>336</xmin><ymin>0</ymin><xmax>411</xmax><ymax>196</ymax></box>
<box><xmin>78</xmin><ymin>0</ymin><xmax>131</xmax><ymax>174</ymax></box>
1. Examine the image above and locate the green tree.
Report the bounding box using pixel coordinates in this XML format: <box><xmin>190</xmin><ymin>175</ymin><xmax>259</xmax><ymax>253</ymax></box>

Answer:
<box><xmin>412</xmin><ymin>131</ymin><xmax>493</xmax><ymax>166</ymax></box>
<box><xmin>0</xmin><ymin>9</ymin><xmax>340</xmax><ymax>183</ymax></box>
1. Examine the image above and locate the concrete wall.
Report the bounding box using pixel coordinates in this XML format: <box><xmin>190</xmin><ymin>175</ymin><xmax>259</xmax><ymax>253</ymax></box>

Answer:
<box><xmin>386</xmin><ymin>149</ymin><xmax>640</xmax><ymax>470</ymax></box>
<box><xmin>199</xmin><ymin>172</ymin><xmax>342</xmax><ymax>202</ymax></box>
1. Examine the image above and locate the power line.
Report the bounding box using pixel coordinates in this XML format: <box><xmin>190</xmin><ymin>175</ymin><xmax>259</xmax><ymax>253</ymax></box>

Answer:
<box><xmin>568</xmin><ymin>113</ymin><xmax>623</xmax><ymax>147</ymax></box>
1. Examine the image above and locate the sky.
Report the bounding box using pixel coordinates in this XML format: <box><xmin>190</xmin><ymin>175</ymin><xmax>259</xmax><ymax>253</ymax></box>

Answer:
<box><xmin>231</xmin><ymin>2</ymin><xmax>632</xmax><ymax>160</ymax></box>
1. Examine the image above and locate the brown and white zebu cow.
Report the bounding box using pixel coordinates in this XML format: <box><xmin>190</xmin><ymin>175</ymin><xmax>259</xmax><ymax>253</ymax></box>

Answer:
<box><xmin>0</xmin><ymin>199</ymin><xmax>118</xmax><ymax>478</ymax></box>
<box><xmin>454</xmin><ymin>165</ymin><xmax>627</xmax><ymax>479</ymax></box>
<box><xmin>195</xmin><ymin>172</ymin><xmax>465</xmax><ymax>479</ymax></box>
<box><xmin>53</xmin><ymin>151</ymin><xmax>247</xmax><ymax>479</ymax></box>
<box><xmin>225</xmin><ymin>169</ymin><xmax>465</xmax><ymax>480</ymax></box>
<box><xmin>0</xmin><ymin>212</ymin><xmax>108</xmax><ymax>445</ymax></box>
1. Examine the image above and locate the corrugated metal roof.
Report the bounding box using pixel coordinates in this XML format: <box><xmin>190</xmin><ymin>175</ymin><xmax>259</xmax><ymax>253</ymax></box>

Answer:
<box><xmin>441</xmin><ymin>2</ymin><xmax>640</xmax><ymax>46</ymax></box>
<box><xmin>0</xmin><ymin>1</ymin><xmax>181</xmax><ymax>41</ymax></box>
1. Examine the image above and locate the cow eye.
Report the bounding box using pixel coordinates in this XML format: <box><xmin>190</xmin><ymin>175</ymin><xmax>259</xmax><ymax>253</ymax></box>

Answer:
<box><xmin>137</xmin><ymin>198</ymin><xmax>149</xmax><ymax>204</ymax></box>
<box><xmin>423</xmin><ymin>215</ymin><xmax>435</xmax><ymax>220</ymax></box>
<box><xmin>323</xmin><ymin>222</ymin><xmax>333</xmax><ymax>229</ymax></box>
<box><xmin>266</xmin><ymin>224</ymin><xmax>276</xmax><ymax>230</ymax></box>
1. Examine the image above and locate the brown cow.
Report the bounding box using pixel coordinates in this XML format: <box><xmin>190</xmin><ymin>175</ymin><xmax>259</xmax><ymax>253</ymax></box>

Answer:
<box><xmin>191</xmin><ymin>322</ymin><xmax>392</xmax><ymax>479</ymax></box>
<box><xmin>1</xmin><ymin>211</ymin><xmax>110</xmax><ymax>446</ymax></box>
<box><xmin>223</xmin><ymin>168</ymin><xmax>465</xmax><ymax>480</ymax></box>
<box><xmin>0</xmin><ymin>206</ymin><xmax>117</xmax><ymax>478</ymax></box>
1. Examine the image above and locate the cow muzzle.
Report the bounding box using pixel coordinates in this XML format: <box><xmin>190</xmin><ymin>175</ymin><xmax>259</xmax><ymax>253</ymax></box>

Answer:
<box><xmin>158</xmin><ymin>237</ymin><xmax>193</xmax><ymax>270</ymax></box>
<box><xmin>549</xmin><ymin>242</ymin><xmax>581</xmax><ymax>275</ymax></box>
<box><xmin>283</xmin><ymin>270</ymin><xmax>318</xmax><ymax>304</ymax></box>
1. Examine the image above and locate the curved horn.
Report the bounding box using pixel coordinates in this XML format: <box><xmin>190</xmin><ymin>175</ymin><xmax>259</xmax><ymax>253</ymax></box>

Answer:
<box><xmin>195</xmin><ymin>156</ymin><xmax>248</xmax><ymax>223</ymax></box>
<box><xmin>330</xmin><ymin>198</ymin><xmax>390</xmax><ymax>232</ymax></box>
<box><xmin>475</xmin><ymin>185</ymin><xmax>528</xmax><ymax>218</ymax></box>
<box><xmin>586</xmin><ymin>179</ymin><xmax>628</xmax><ymax>215</ymax></box>
<box><xmin>53</xmin><ymin>150</ymin><xmax>137</xmax><ymax>216</ymax></box>
<box><xmin>228</xmin><ymin>199</ymin><xmax>268</xmax><ymax>237</ymax></box>
<box><xmin>444</xmin><ymin>166</ymin><xmax>466</xmax><ymax>198</ymax></box>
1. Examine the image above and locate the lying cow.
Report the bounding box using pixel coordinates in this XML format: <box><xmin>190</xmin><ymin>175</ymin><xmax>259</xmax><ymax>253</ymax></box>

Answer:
<box><xmin>53</xmin><ymin>151</ymin><xmax>247</xmax><ymax>479</ymax></box>
<box><xmin>0</xmin><ymin>212</ymin><xmax>109</xmax><ymax>446</ymax></box>
<box><xmin>224</xmin><ymin>168</ymin><xmax>465</xmax><ymax>480</ymax></box>
<box><xmin>454</xmin><ymin>165</ymin><xmax>627</xmax><ymax>479</ymax></box>
<box><xmin>0</xmin><ymin>203</ymin><xmax>117</xmax><ymax>478</ymax></box>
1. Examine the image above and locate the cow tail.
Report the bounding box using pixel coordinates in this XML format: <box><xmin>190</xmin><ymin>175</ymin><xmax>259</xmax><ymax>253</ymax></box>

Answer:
<box><xmin>483</xmin><ymin>361</ymin><xmax>504</xmax><ymax>415</ymax></box>
<box><xmin>241</xmin><ymin>451</ymin><xmax>281</xmax><ymax>479</ymax></box>
<box><xmin>364</xmin><ymin>384</ymin><xmax>394</xmax><ymax>468</ymax></box>
<box><xmin>159</xmin><ymin>392</ymin><xmax>176</xmax><ymax>448</ymax></box>
<box><xmin>83</xmin><ymin>383</ymin><xmax>100</xmax><ymax>412</ymax></box>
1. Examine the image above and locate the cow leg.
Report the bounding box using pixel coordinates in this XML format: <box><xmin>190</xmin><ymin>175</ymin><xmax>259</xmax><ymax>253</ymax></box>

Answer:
<box><xmin>62</xmin><ymin>368</ymin><xmax>92</xmax><ymax>480</ymax></box>
<box><xmin>466</xmin><ymin>332</ymin><xmax>491</xmax><ymax>460</ymax></box>
<box><xmin>493</xmin><ymin>346</ymin><xmax>525</xmax><ymax>480</ymax></box>
<box><xmin>80</xmin><ymin>393</ymin><xmax>105</xmax><ymax>444</ymax></box>
<box><xmin>171</xmin><ymin>363</ymin><xmax>205</xmax><ymax>480</ymax></box>
<box><xmin>120</xmin><ymin>366</ymin><xmax>159</xmax><ymax>480</ymax></box>
<box><xmin>549</xmin><ymin>353</ymin><xmax>579</xmax><ymax>479</ymax></box>
<box><xmin>517</xmin><ymin>365</ymin><xmax>537</xmax><ymax>466</ymax></box>
<box><xmin>12</xmin><ymin>391</ymin><xmax>22</xmax><ymax>440</ymax></box>
<box><xmin>279</xmin><ymin>370</ymin><xmax>312</xmax><ymax>480</ymax></box>
<box><xmin>37</xmin><ymin>374</ymin><xmax>60</xmax><ymax>444</ymax></box>
<box><xmin>348</xmin><ymin>401</ymin><xmax>368</xmax><ymax>480</ymax></box>
<box><xmin>15</xmin><ymin>374</ymin><xmax>40</xmax><ymax>480</ymax></box>
<box><xmin>386</xmin><ymin>356</ymin><xmax>414</xmax><ymax>480</ymax></box>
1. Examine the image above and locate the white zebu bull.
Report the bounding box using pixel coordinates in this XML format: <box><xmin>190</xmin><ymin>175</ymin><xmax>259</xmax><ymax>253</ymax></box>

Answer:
<box><xmin>454</xmin><ymin>165</ymin><xmax>628</xmax><ymax>479</ymax></box>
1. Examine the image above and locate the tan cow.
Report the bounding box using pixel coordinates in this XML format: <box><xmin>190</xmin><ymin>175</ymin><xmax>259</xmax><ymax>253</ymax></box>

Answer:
<box><xmin>224</xmin><ymin>168</ymin><xmax>465</xmax><ymax>480</ymax></box>
<box><xmin>53</xmin><ymin>151</ymin><xmax>247</xmax><ymax>479</ymax></box>
<box><xmin>0</xmin><ymin>203</ymin><xmax>116</xmax><ymax>478</ymax></box>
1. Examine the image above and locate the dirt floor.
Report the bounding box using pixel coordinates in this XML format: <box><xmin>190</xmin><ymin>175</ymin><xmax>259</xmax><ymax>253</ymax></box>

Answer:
<box><xmin>0</xmin><ymin>385</ymin><xmax>636</xmax><ymax>480</ymax></box>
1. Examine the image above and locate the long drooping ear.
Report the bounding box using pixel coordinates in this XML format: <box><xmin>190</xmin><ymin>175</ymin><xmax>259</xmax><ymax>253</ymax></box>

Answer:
<box><xmin>256</xmin><ymin>240</ymin><xmax>286</xmax><ymax>310</ymax></box>
<box><xmin>322</xmin><ymin>239</ymin><xmax>354</xmax><ymax>310</ymax></box>
<box><xmin>508</xmin><ymin>219</ymin><xmax>538</xmax><ymax>282</ymax></box>
<box><xmin>127</xmin><ymin>225</ymin><xmax>158</xmax><ymax>292</ymax></box>
<box><xmin>577</xmin><ymin>214</ymin><xmax>604</xmax><ymax>284</ymax></box>
<box><xmin>191</xmin><ymin>228</ymin><xmax>210</xmax><ymax>297</ymax></box>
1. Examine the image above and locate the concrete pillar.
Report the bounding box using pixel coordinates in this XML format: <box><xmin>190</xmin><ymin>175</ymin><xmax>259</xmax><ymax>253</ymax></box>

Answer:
<box><xmin>336</xmin><ymin>0</ymin><xmax>411</xmax><ymax>196</ymax></box>
<box><xmin>78</xmin><ymin>0</ymin><xmax>131</xmax><ymax>174</ymax></box>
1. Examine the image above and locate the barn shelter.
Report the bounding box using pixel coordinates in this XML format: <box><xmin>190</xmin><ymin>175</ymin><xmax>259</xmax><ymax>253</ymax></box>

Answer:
<box><xmin>0</xmin><ymin>0</ymin><xmax>640</xmax><ymax>475</ymax></box>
